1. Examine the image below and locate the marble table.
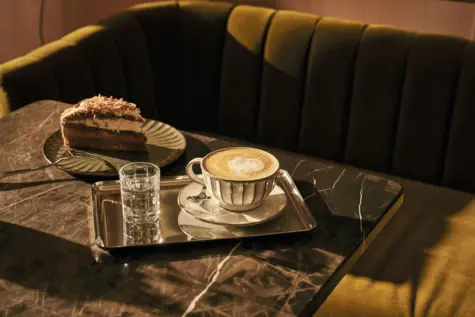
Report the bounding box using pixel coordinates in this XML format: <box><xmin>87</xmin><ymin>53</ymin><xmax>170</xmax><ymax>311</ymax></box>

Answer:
<box><xmin>0</xmin><ymin>101</ymin><xmax>403</xmax><ymax>317</ymax></box>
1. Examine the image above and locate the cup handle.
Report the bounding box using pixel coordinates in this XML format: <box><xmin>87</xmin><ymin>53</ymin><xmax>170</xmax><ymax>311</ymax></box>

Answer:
<box><xmin>186</xmin><ymin>158</ymin><xmax>205</xmax><ymax>186</ymax></box>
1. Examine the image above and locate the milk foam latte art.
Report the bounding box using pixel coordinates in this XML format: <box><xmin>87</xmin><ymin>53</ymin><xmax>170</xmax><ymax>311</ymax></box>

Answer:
<box><xmin>228</xmin><ymin>157</ymin><xmax>264</xmax><ymax>174</ymax></box>
<box><xmin>202</xmin><ymin>148</ymin><xmax>278</xmax><ymax>181</ymax></box>
<box><xmin>186</xmin><ymin>147</ymin><xmax>281</xmax><ymax>211</ymax></box>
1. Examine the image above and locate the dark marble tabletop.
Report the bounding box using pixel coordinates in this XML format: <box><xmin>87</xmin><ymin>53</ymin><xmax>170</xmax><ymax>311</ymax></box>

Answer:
<box><xmin>0</xmin><ymin>101</ymin><xmax>403</xmax><ymax>317</ymax></box>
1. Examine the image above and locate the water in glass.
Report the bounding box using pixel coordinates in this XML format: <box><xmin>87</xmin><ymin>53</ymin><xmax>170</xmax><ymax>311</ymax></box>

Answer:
<box><xmin>120</xmin><ymin>162</ymin><xmax>160</xmax><ymax>225</ymax></box>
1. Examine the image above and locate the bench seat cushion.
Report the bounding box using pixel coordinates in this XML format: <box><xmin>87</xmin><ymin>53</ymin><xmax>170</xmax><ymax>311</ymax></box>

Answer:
<box><xmin>316</xmin><ymin>177</ymin><xmax>475</xmax><ymax>316</ymax></box>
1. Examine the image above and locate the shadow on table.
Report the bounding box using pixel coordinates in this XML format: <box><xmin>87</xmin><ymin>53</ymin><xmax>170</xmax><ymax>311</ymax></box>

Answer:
<box><xmin>0</xmin><ymin>133</ymin><xmax>210</xmax><ymax>190</ymax></box>
<box><xmin>196</xmin><ymin>139</ymin><xmax>466</xmax><ymax>316</ymax></box>
<box><xmin>231</xmin><ymin>179</ymin><xmax>377</xmax><ymax>273</ymax></box>
<box><xmin>0</xmin><ymin>133</ymin><xmax>218</xmax><ymax>313</ymax></box>
<box><xmin>0</xmin><ymin>220</ymin><xmax>240</xmax><ymax>314</ymax></box>
<box><xmin>293</xmin><ymin>177</ymin><xmax>469</xmax><ymax>316</ymax></box>
<box><xmin>0</xmin><ymin>174</ymin><xmax>458</xmax><ymax>317</ymax></box>
<box><xmin>160</xmin><ymin>133</ymin><xmax>212</xmax><ymax>177</ymax></box>
<box><xmin>0</xmin><ymin>180</ymin><xmax>360</xmax><ymax>315</ymax></box>
<box><xmin>51</xmin><ymin>133</ymin><xmax>212</xmax><ymax>185</ymax></box>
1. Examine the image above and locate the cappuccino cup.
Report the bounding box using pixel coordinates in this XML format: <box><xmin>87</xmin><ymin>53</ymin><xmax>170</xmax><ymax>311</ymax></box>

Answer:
<box><xmin>185</xmin><ymin>147</ymin><xmax>280</xmax><ymax>211</ymax></box>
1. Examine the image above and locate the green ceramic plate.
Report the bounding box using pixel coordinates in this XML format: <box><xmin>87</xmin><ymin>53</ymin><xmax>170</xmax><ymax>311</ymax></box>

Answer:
<box><xmin>43</xmin><ymin>119</ymin><xmax>186</xmax><ymax>177</ymax></box>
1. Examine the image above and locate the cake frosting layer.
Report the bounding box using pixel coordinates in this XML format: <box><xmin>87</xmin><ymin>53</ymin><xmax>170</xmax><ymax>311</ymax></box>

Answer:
<box><xmin>61</xmin><ymin>96</ymin><xmax>144</xmax><ymax>121</ymax></box>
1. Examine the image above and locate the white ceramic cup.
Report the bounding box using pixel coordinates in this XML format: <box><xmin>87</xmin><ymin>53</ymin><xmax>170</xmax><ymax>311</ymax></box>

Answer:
<box><xmin>185</xmin><ymin>148</ymin><xmax>280</xmax><ymax>212</ymax></box>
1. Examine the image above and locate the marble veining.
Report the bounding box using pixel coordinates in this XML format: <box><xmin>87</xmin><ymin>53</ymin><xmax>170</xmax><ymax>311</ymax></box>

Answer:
<box><xmin>0</xmin><ymin>101</ymin><xmax>403</xmax><ymax>316</ymax></box>
<box><xmin>182</xmin><ymin>241</ymin><xmax>242</xmax><ymax>317</ymax></box>
<box><xmin>357</xmin><ymin>174</ymin><xmax>367</xmax><ymax>248</ymax></box>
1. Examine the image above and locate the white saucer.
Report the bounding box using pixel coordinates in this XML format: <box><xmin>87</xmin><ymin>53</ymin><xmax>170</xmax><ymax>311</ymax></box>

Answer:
<box><xmin>177</xmin><ymin>210</ymin><xmax>288</xmax><ymax>240</ymax></box>
<box><xmin>177</xmin><ymin>182</ymin><xmax>287</xmax><ymax>227</ymax></box>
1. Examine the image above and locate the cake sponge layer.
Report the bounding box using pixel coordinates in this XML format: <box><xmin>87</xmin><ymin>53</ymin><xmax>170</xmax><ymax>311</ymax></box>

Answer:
<box><xmin>62</xmin><ymin>124</ymin><xmax>147</xmax><ymax>152</ymax></box>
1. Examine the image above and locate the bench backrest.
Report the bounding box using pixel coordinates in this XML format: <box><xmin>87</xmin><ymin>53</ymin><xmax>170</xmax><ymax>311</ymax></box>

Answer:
<box><xmin>1</xmin><ymin>1</ymin><xmax>475</xmax><ymax>192</ymax></box>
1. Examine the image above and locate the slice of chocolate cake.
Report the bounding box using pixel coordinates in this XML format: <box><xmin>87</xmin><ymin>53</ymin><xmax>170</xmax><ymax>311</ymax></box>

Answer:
<box><xmin>61</xmin><ymin>96</ymin><xmax>147</xmax><ymax>152</ymax></box>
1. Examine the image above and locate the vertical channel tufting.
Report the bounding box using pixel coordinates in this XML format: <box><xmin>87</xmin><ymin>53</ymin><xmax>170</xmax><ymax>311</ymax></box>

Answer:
<box><xmin>101</xmin><ymin>13</ymin><xmax>156</xmax><ymax>119</ymax></box>
<box><xmin>28</xmin><ymin>41</ymin><xmax>95</xmax><ymax>105</ymax></box>
<box><xmin>63</xmin><ymin>25</ymin><xmax>128</xmax><ymax>103</ymax></box>
<box><xmin>61</xmin><ymin>30</ymin><xmax>98</xmax><ymax>100</ymax></box>
<box><xmin>299</xmin><ymin>18</ymin><xmax>365</xmax><ymax>161</ymax></box>
<box><xmin>218</xmin><ymin>5</ymin><xmax>276</xmax><ymax>142</ymax></box>
<box><xmin>392</xmin><ymin>34</ymin><xmax>466</xmax><ymax>184</ymax></box>
<box><xmin>0</xmin><ymin>55</ymin><xmax>61</xmax><ymax>113</ymax></box>
<box><xmin>178</xmin><ymin>1</ymin><xmax>235</xmax><ymax>132</ymax></box>
<box><xmin>257</xmin><ymin>11</ymin><xmax>318</xmax><ymax>151</ymax></box>
<box><xmin>128</xmin><ymin>2</ymin><xmax>181</xmax><ymax>123</ymax></box>
<box><xmin>344</xmin><ymin>26</ymin><xmax>412</xmax><ymax>172</ymax></box>
<box><xmin>444</xmin><ymin>42</ymin><xmax>475</xmax><ymax>192</ymax></box>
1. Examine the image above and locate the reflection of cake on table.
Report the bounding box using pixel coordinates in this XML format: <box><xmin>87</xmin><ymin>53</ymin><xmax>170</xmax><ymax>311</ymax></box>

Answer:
<box><xmin>60</xmin><ymin>96</ymin><xmax>147</xmax><ymax>152</ymax></box>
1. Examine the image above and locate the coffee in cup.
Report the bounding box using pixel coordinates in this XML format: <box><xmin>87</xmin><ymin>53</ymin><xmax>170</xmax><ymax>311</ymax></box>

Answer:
<box><xmin>186</xmin><ymin>147</ymin><xmax>280</xmax><ymax>211</ymax></box>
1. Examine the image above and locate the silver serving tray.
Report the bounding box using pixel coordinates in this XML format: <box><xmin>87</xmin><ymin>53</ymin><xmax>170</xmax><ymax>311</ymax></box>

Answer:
<box><xmin>91</xmin><ymin>170</ymin><xmax>317</xmax><ymax>250</ymax></box>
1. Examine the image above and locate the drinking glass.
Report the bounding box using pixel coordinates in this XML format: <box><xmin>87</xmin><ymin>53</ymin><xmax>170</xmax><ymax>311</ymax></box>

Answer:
<box><xmin>120</xmin><ymin>162</ymin><xmax>161</xmax><ymax>222</ymax></box>
<box><xmin>120</xmin><ymin>162</ymin><xmax>161</xmax><ymax>244</ymax></box>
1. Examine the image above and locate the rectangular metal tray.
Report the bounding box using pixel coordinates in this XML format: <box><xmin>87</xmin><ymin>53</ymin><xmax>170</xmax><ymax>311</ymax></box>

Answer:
<box><xmin>91</xmin><ymin>170</ymin><xmax>317</xmax><ymax>250</ymax></box>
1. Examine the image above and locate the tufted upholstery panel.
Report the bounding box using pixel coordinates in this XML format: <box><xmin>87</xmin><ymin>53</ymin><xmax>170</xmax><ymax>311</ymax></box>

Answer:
<box><xmin>178</xmin><ymin>1</ymin><xmax>234</xmax><ymax>132</ymax></box>
<box><xmin>128</xmin><ymin>2</ymin><xmax>180</xmax><ymax>122</ymax></box>
<box><xmin>445</xmin><ymin>42</ymin><xmax>475</xmax><ymax>192</ymax></box>
<box><xmin>257</xmin><ymin>11</ymin><xmax>318</xmax><ymax>151</ymax></box>
<box><xmin>218</xmin><ymin>5</ymin><xmax>275</xmax><ymax>141</ymax></box>
<box><xmin>99</xmin><ymin>13</ymin><xmax>156</xmax><ymax>119</ymax></box>
<box><xmin>392</xmin><ymin>36</ymin><xmax>466</xmax><ymax>185</ymax></box>
<box><xmin>0</xmin><ymin>55</ymin><xmax>61</xmax><ymax>115</ymax></box>
<box><xmin>27</xmin><ymin>40</ymin><xmax>95</xmax><ymax>105</ymax></box>
<box><xmin>219</xmin><ymin>5</ymin><xmax>475</xmax><ymax>193</ymax></box>
<box><xmin>344</xmin><ymin>26</ymin><xmax>411</xmax><ymax>172</ymax></box>
<box><xmin>2</xmin><ymin>1</ymin><xmax>475</xmax><ymax>193</ymax></box>
<box><xmin>299</xmin><ymin>18</ymin><xmax>365</xmax><ymax>162</ymax></box>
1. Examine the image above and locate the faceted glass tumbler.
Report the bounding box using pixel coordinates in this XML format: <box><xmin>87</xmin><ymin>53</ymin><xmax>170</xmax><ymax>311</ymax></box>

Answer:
<box><xmin>119</xmin><ymin>162</ymin><xmax>161</xmax><ymax>225</ymax></box>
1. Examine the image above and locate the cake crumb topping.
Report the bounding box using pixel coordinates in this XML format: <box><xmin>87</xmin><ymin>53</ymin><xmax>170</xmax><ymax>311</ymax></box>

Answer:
<box><xmin>61</xmin><ymin>96</ymin><xmax>144</xmax><ymax>121</ymax></box>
